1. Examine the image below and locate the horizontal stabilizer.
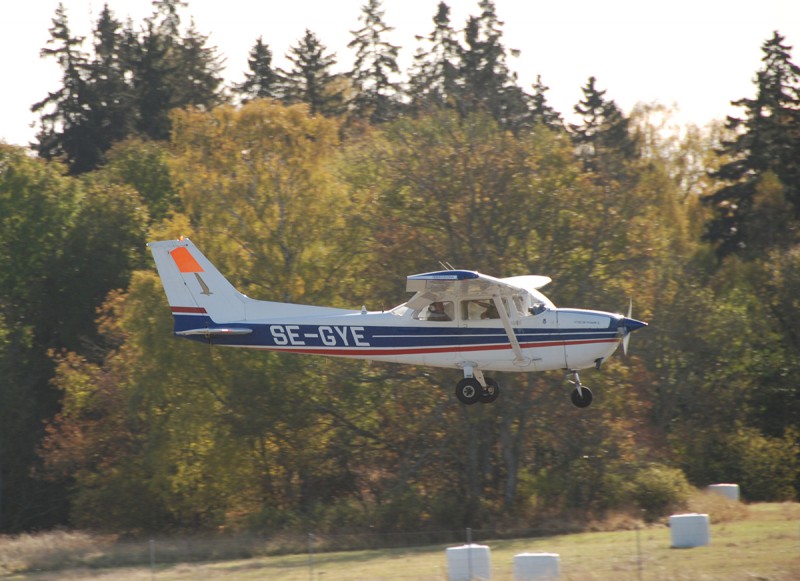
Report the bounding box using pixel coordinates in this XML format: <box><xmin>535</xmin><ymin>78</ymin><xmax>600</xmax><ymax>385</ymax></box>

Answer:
<box><xmin>175</xmin><ymin>327</ymin><xmax>253</xmax><ymax>337</ymax></box>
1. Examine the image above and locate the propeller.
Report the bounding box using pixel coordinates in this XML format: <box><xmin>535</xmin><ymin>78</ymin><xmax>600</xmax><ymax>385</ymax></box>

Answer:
<box><xmin>618</xmin><ymin>298</ymin><xmax>647</xmax><ymax>355</ymax></box>
<box><xmin>623</xmin><ymin>299</ymin><xmax>633</xmax><ymax>355</ymax></box>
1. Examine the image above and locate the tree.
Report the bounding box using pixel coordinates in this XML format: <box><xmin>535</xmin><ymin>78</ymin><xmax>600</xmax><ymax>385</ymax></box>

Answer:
<box><xmin>39</xmin><ymin>102</ymin><xmax>373</xmax><ymax>530</ymax></box>
<box><xmin>342</xmin><ymin>109</ymin><xmax>679</xmax><ymax>517</ymax></box>
<box><xmin>86</xmin><ymin>5</ymin><xmax>135</xmax><ymax>155</ymax></box>
<box><xmin>0</xmin><ymin>143</ymin><xmax>148</xmax><ymax>532</ymax></box>
<box><xmin>407</xmin><ymin>1</ymin><xmax>462</xmax><ymax>112</ymax></box>
<box><xmin>458</xmin><ymin>0</ymin><xmax>529</xmax><ymax>130</ymax></box>
<box><xmin>169</xmin><ymin>101</ymin><xmax>358</xmax><ymax>302</ymax></box>
<box><xmin>630</xmin><ymin>103</ymin><xmax>724</xmax><ymax>209</ymax></box>
<box><xmin>703</xmin><ymin>31</ymin><xmax>800</xmax><ymax>259</ymax></box>
<box><xmin>347</xmin><ymin>0</ymin><xmax>402</xmax><ymax>123</ymax></box>
<box><xmin>529</xmin><ymin>75</ymin><xmax>562</xmax><ymax>130</ymax></box>
<box><xmin>352</xmin><ymin>110</ymin><xmax>560</xmax><ymax>276</ymax></box>
<box><xmin>31</xmin><ymin>3</ymin><xmax>96</xmax><ymax>174</ymax></box>
<box><xmin>281</xmin><ymin>30</ymin><xmax>345</xmax><ymax>117</ymax></box>
<box><xmin>0</xmin><ymin>145</ymin><xmax>77</xmax><ymax>530</ymax></box>
<box><xmin>694</xmin><ymin>33</ymin><xmax>800</xmax><ymax>449</ymax></box>
<box><xmin>100</xmin><ymin>138</ymin><xmax>179</xmax><ymax>223</ymax></box>
<box><xmin>33</xmin><ymin>1</ymin><xmax>225</xmax><ymax>172</ymax></box>
<box><xmin>570</xmin><ymin>76</ymin><xmax>637</xmax><ymax>171</ymax></box>
<box><xmin>236</xmin><ymin>37</ymin><xmax>283</xmax><ymax>100</ymax></box>
<box><xmin>132</xmin><ymin>0</ymin><xmax>225</xmax><ymax>140</ymax></box>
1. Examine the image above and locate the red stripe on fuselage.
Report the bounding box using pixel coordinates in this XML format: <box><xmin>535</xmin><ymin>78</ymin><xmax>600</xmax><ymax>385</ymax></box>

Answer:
<box><xmin>243</xmin><ymin>337</ymin><xmax>618</xmax><ymax>357</ymax></box>
<box><xmin>171</xmin><ymin>306</ymin><xmax>207</xmax><ymax>314</ymax></box>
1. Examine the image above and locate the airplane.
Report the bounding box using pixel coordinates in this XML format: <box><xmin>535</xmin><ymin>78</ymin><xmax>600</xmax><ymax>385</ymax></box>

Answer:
<box><xmin>148</xmin><ymin>237</ymin><xmax>647</xmax><ymax>407</ymax></box>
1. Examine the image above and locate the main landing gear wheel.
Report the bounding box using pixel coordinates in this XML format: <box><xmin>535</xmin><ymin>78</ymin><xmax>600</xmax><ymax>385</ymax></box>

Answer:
<box><xmin>570</xmin><ymin>386</ymin><xmax>593</xmax><ymax>408</ymax></box>
<box><xmin>455</xmin><ymin>378</ymin><xmax>482</xmax><ymax>405</ymax></box>
<box><xmin>479</xmin><ymin>377</ymin><xmax>500</xmax><ymax>404</ymax></box>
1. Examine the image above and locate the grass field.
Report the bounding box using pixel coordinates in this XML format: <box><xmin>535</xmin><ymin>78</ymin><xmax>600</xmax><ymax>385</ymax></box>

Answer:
<box><xmin>2</xmin><ymin>502</ymin><xmax>799</xmax><ymax>580</ymax></box>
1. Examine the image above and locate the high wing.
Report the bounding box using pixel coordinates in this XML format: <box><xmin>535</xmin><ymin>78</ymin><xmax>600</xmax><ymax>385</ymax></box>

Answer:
<box><xmin>405</xmin><ymin>270</ymin><xmax>553</xmax><ymax>307</ymax></box>
<box><xmin>405</xmin><ymin>270</ymin><xmax>554</xmax><ymax>365</ymax></box>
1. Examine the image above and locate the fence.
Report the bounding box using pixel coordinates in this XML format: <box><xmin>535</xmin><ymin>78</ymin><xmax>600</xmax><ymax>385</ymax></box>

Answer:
<box><xmin>1</xmin><ymin>516</ymin><xmax>799</xmax><ymax>580</ymax></box>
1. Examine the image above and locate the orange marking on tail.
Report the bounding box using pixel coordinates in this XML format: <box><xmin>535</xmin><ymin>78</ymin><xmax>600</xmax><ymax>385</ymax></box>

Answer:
<box><xmin>170</xmin><ymin>246</ymin><xmax>204</xmax><ymax>273</ymax></box>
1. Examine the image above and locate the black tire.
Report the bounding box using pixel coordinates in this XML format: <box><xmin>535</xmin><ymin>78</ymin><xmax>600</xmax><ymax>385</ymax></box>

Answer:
<box><xmin>455</xmin><ymin>378</ymin><xmax>481</xmax><ymax>405</ymax></box>
<box><xmin>479</xmin><ymin>378</ymin><xmax>500</xmax><ymax>404</ymax></box>
<box><xmin>571</xmin><ymin>386</ymin><xmax>593</xmax><ymax>408</ymax></box>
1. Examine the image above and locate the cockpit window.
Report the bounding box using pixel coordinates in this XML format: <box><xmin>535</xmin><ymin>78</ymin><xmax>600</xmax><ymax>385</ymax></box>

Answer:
<box><xmin>530</xmin><ymin>302</ymin><xmax>547</xmax><ymax>315</ymax></box>
<box><xmin>416</xmin><ymin>300</ymin><xmax>454</xmax><ymax>321</ymax></box>
<box><xmin>462</xmin><ymin>299</ymin><xmax>501</xmax><ymax>320</ymax></box>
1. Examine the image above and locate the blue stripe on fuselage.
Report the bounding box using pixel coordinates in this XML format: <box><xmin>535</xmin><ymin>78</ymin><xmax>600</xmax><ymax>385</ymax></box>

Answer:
<box><xmin>170</xmin><ymin>315</ymin><xmax>618</xmax><ymax>351</ymax></box>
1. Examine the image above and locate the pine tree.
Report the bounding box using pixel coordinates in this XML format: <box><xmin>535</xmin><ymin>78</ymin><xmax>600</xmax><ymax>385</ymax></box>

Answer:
<box><xmin>178</xmin><ymin>20</ymin><xmax>225</xmax><ymax>107</ymax></box>
<box><xmin>33</xmin><ymin>0</ymin><xmax>225</xmax><ymax>169</ymax></box>
<box><xmin>570</xmin><ymin>76</ymin><xmax>636</xmax><ymax>171</ymax></box>
<box><xmin>132</xmin><ymin>0</ymin><xmax>224</xmax><ymax>140</ymax></box>
<box><xmin>347</xmin><ymin>0</ymin><xmax>402</xmax><ymax>123</ymax></box>
<box><xmin>703</xmin><ymin>31</ymin><xmax>800</xmax><ymax>258</ymax></box>
<box><xmin>407</xmin><ymin>1</ymin><xmax>461</xmax><ymax>112</ymax></box>
<box><xmin>86</xmin><ymin>5</ymin><xmax>134</xmax><ymax>155</ymax></box>
<box><xmin>31</xmin><ymin>3</ymin><xmax>96</xmax><ymax>174</ymax></box>
<box><xmin>132</xmin><ymin>17</ymin><xmax>174</xmax><ymax>140</ymax></box>
<box><xmin>457</xmin><ymin>0</ymin><xmax>529</xmax><ymax>129</ymax></box>
<box><xmin>236</xmin><ymin>37</ymin><xmax>283</xmax><ymax>100</ymax></box>
<box><xmin>281</xmin><ymin>30</ymin><xmax>345</xmax><ymax>117</ymax></box>
<box><xmin>529</xmin><ymin>75</ymin><xmax>562</xmax><ymax>130</ymax></box>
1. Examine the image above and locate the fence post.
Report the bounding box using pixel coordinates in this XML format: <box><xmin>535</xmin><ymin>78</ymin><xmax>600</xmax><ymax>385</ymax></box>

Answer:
<box><xmin>636</xmin><ymin>525</ymin><xmax>643</xmax><ymax>581</ymax></box>
<box><xmin>308</xmin><ymin>533</ymin><xmax>315</xmax><ymax>581</ymax></box>
<box><xmin>466</xmin><ymin>527</ymin><xmax>473</xmax><ymax>581</ymax></box>
<box><xmin>149</xmin><ymin>538</ymin><xmax>156</xmax><ymax>581</ymax></box>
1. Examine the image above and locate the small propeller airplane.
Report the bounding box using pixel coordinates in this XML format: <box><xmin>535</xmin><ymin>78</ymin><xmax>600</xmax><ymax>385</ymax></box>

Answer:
<box><xmin>148</xmin><ymin>238</ymin><xmax>646</xmax><ymax>407</ymax></box>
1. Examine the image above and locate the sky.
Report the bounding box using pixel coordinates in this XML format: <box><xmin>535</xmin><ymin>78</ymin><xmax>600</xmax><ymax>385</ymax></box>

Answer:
<box><xmin>1</xmin><ymin>0</ymin><xmax>799</xmax><ymax>147</ymax></box>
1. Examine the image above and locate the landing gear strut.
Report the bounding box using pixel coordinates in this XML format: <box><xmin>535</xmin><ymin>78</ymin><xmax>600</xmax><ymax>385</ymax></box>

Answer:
<box><xmin>568</xmin><ymin>370</ymin><xmax>593</xmax><ymax>408</ymax></box>
<box><xmin>455</xmin><ymin>370</ymin><xmax>500</xmax><ymax>405</ymax></box>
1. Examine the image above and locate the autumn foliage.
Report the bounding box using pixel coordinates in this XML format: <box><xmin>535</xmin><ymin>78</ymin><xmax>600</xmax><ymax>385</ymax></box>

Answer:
<box><xmin>1</xmin><ymin>1</ymin><xmax>799</xmax><ymax>534</ymax></box>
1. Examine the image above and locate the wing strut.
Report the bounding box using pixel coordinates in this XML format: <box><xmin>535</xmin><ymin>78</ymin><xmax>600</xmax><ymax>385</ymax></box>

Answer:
<box><xmin>492</xmin><ymin>295</ymin><xmax>531</xmax><ymax>367</ymax></box>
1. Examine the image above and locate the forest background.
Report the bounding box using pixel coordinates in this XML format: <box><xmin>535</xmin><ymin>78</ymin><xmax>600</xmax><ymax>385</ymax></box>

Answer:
<box><xmin>1</xmin><ymin>0</ymin><xmax>799</xmax><ymax>535</ymax></box>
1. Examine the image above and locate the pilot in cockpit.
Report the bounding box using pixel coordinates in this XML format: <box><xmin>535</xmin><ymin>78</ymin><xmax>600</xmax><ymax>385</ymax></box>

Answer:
<box><xmin>427</xmin><ymin>301</ymin><xmax>451</xmax><ymax>321</ymax></box>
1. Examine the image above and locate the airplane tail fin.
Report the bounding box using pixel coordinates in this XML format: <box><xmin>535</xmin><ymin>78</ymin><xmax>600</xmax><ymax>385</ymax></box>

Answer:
<box><xmin>148</xmin><ymin>238</ymin><xmax>248</xmax><ymax>334</ymax></box>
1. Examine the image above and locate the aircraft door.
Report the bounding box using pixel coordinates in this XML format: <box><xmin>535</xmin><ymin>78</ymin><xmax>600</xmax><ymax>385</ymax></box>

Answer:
<box><xmin>457</xmin><ymin>297</ymin><xmax>509</xmax><ymax>364</ymax></box>
<box><xmin>460</xmin><ymin>298</ymin><xmax>503</xmax><ymax>324</ymax></box>
<box><xmin>525</xmin><ymin>306</ymin><xmax>565</xmax><ymax>370</ymax></box>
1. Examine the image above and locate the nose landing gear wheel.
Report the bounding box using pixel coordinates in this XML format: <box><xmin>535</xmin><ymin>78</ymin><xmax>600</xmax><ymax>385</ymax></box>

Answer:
<box><xmin>455</xmin><ymin>378</ymin><xmax>481</xmax><ymax>405</ymax></box>
<box><xmin>570</xmin><ymin>386</ymin><xmax>593</xmax><ymax>408</ymax></box>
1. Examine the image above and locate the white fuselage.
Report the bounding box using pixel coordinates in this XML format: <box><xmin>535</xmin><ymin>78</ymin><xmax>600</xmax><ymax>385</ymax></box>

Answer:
<box><xmin>149</xmin><ymin>238</ymin><xmax>645</xmax><ymax>378</ymax></box>
<box><xmin>173</xmin><ymin>303</ymin><xmax>626</xmax><ymax>373</ymax></box>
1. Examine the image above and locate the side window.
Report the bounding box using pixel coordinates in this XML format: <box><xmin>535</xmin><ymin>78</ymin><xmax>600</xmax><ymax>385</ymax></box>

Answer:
<box><xmin>418</xmin><ymin>301</ymin><xmax>453</xmax><ymax>322</ymax></box>
<box><xmin>512</xmin><ymin>295</ymin><xmax>527</xmax><ymax>316</ymax></box>
<box><xmin>461</xmin><ymin>299</ymin><xmax>500</xmax><ymax>320</ymax></box>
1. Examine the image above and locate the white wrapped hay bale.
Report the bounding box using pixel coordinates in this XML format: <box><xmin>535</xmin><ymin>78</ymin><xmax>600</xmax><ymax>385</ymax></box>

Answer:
<box><xmin>707</xmin><ymin>483</ymin><xmax>740</xmax><ymax>501</ymax></box>
<box><xmin>513</xmin><ymin>552</ymin><xmax>560</xmax><ymax>580</ymax></box>
<box><xmin>670</xmin><ymin>513</ymin><xmax>710</xmax><ymax>548</ymax></box>
<box><xmin>446</xmin><ymin>543</ymin><xmax>492</xmax><ymax>581</ymax></box>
